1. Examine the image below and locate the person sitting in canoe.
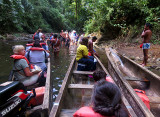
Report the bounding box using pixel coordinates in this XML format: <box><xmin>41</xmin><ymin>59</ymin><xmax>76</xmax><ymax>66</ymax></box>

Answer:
<box><xmin>76</xmin><ymin>38</ymin><xmax>95</xmax><ymax>71</ymax></box>
<box><xmin>93</xmin><ymin>70</ymin><xmax>114</xmax><ymax>83</ymax></box>
<box><xmin>92</xmin><ymin>80</ymin><xmax>129</xmax><ymax>117</ymax></box>
<box><xmin>10</xmin><ymin>45</ymin><xmax>41</xmax><ymax>86</ymax></box>
<box><xmin>88</xmin><ymin>36</ymin><xmax>100</xmax><ymax>58</ymax></box>
<box><xmin>73</xmin><ymin>79</ymin><xmax>129</xmax><ymax>117</ymax></box>
<box><xmin>25</xmin><ymin>41</ymin><xmax>50</xmax><ymax>72</ymax></box>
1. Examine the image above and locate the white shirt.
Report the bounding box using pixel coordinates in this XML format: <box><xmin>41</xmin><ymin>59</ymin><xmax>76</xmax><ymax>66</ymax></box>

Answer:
<box><xmin>39</xmin><ymin>32</ymin><xmax>43</xmax><ymax>41</ymax></box>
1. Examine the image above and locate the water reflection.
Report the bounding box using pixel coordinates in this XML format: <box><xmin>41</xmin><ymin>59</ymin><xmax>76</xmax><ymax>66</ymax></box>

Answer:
<box><xmin>51</xmin><ymin>45</ymin><xmax>76</xmax><ymax>101</ymax></box>
<box><xmin>0</xmin><ymin>40</ymin><xmax>27</xmax><ymax>83</ymax></box>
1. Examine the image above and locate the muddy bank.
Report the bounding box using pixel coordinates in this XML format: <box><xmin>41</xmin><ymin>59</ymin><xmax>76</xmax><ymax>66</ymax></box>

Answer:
<box><xmin>97</xmin><ymin>40</ymin><xmax>160</xmax><ymax>71</ymax></box>
<box><xmin>0</xmin><ymin>33</ymin><xmax>52</xmax><ymax>41</ymax></box>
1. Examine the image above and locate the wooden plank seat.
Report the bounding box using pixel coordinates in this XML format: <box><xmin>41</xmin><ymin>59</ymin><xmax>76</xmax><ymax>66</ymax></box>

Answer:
<box><xmin>148</xmin><ymin>96</ymin><xmax>160</xmax><ymax>104</ymax></box>
<box><xmin>73</xmin><ymin>71</ymin><xmax>93</xmax><ymax>75</ymax></box>
<box><xmin>60</xmin><ymin>109</ymin><xmax>77</xmax><ymax>117</ymax></box>
<box><xmin>68</xmin><ymin>84</ymin><xmax>94</xmax><ymax>89</ymax></box>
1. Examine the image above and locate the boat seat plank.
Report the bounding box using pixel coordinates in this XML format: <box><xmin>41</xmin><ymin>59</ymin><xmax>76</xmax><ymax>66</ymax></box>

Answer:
<box><xmin>124</xmin><ymin>76</ymin><xmax>149</xmax><ymax>82</ymax></box>
<box><xmin>68</xmin><ymin>84</ymin><xmax>94</xmax><ymax>89</ymax></box>
<box><xmin>148</xmin><ymin>96</ymin><xmax>160</xmax><ymax>104</ymax></box>
<box><xmin>73</xmin><ymin>71</ymin><xmax>93</xmax><ymax>75</ymax></box>
<box><xmin>60</xmin><ymin>109</ymin><xmax>77</xmax><ymax>117</ymax></box>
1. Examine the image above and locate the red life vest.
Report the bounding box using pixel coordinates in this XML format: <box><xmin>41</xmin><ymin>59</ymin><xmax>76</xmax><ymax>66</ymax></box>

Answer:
<box><xmin>73</xmin><ymin>106</ymin><xmax>114</xmax><ymax>117</ymax></box>
<box><xmin>134</xmin><ymin>89</ymin><xmax>150</xmax><ymax>109</ymax></box>
<box><xmin>40</xmin><ymin>43</ymin><xmax>46</xmax><ymax>47</ymax></box>
<box><xmin>26</xmin><ymin>43</ymin><xmax>33</xmax><ymax>47</ymax></box>
<box><xmin>33</xmin><ymin>32</ymin><xmax>37</xmax><ymax>40</ymax></box>
<box><xmin>10</xmin><ymin>55</ymin><xmax>34</xmax><ymax>69</ymax></box>
<box><xmin>26</xmin><ymin>43</ymin><xmax>46</xmax><ymax>48</ymax></box>
<box><xmin>29</xmin><ymin>47</ymin><xmax>44</xmax><ymax>51</ymax></box>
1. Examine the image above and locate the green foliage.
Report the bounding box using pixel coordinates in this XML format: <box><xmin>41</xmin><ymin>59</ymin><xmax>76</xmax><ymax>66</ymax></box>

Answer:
<box><xmin>0</xmin><ymin>0</ymin><xmax>69</xmax><ymax>34</ymax></box>
<box><xmin>0</xmin><ymin>0</ymin><xmax>160</xmax><ymax>45</ymax></box>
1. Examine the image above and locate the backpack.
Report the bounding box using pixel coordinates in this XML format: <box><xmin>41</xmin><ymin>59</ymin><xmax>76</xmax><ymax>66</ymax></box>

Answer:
<box><xmin>34</xmin><ymin>32</ymin><xmax>40</xmax><ymax>40</ymax></box>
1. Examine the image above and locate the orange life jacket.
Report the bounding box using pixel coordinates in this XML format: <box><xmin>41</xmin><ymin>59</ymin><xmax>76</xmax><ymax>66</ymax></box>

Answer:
<box><xmin>73</xmin><ymin>106</ymin><xmax>114</xmax><ymax>117</ymax></box>
<box><xmin>134</xmin><ymin>89</ymin><xmax>150</xmax><ymax>109</ymax></box>
<box><xmin>26</xmin><ymin>43</ymin><xmax>33</xmax><ymax>47</ymax></box>
<box><xmin>29</xmin><ymin>47</ymin><xmax>44</xmax><ymax>51</ymax></box>
<box><xmin>10</xmin><ymin>55</ymin><xmax>33</xmax><ymax>69</ymax></box>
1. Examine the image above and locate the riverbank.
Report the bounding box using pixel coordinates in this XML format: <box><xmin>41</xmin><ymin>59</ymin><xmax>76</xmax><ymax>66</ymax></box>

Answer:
<box><xmin>97</xmin><ymin>39</ymin><xmax>160</xmax><ymax>71</ymax></box>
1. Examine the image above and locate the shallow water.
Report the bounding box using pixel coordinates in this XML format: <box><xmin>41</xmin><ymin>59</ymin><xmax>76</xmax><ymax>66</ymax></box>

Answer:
<box><xmin>50</xmin><ymin>45</ymin><xmax>77</xmax><ymax>101</ymax></box>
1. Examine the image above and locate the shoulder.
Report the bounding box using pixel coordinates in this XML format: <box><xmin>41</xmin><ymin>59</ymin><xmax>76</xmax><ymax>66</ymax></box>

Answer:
<box><xmin>15</xmin><ymin>59</ymin><xmax>28</xmax><ymax>67</ymax></box>
<box><xmin>81</xmin><ymin>45</ymin><xmax>87</xmax><ymax>49</ymax></box>
<box><xmin>145</xmin><ymin>30</ymin><xmax>152</xmax><ymax>34</ymax></box>
<box><xmin>19</xmin><ymin>59</ymin><xmax>27</xmax><ymax>63</ymax></box>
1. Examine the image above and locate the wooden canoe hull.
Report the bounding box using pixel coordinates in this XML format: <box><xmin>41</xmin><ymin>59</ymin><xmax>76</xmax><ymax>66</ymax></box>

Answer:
<box><xmin>106</xmin><ymin>47</ymin><xmax>155</xmax><ymax>117</ymax></box>
<box><xmin>49</xmin><ymin>55</ymin><xmax>139</xmax><ymax>117</ymax></box>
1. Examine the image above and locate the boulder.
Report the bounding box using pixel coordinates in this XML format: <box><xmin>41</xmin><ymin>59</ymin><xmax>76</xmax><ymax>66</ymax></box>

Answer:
<box><xmin>0</xmin><ymin>35</ymin><xmax>5</xmax><ymax>40</ymax></box>
<box><xmin>6</xmin><ymin>34</ymin><xmax>15</xmax><ymax>40</ymax></box>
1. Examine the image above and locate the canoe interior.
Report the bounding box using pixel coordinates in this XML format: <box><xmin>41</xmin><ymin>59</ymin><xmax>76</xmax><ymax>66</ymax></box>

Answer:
<box><xmin>50</xmin><ymin>56</ymin><xmax>137</xmax><ymax>117</ymax></box>
<box><xmin>106</xmin><ymin>47</ymin><xmax>160</xmax><ymax>117</ymax></box>
<box><xmin>25</xmin><ymin>58</ymin><xmax>52</xmax><ymax>116</ymax></box>
<box><xmin>119</xmin><ymin>55</ymin><xmax>160</xmax><ymax>117</ymax></box>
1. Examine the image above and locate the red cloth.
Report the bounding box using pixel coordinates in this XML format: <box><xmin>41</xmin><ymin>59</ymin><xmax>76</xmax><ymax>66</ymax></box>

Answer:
<box><xmin>106</xmin><ymin>76</ymin><xmax>114</xmax><ymax>83</ymax></box>
<box><xmin>134</xmin><ymin>89</ymin><xmax>150</xmax><ymax>109</ymax></box>
<box><xmin>140</xmin><ymin>44</ymin><xmax>143</xmax><ymax>48</ymax></box>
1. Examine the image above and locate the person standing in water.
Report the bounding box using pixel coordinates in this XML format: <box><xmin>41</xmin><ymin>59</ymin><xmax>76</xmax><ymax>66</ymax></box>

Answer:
<box><xmin>60</xmin><ymin>30</ymin><xmax>66</xmax><ymax>46</ymax></box>
<box><xmin>141</xmin><ymin>23</ymin><xmax>152</xmax><ymax>66</ymax></box>
<box><xmin>51</xmin><ymin>34</ymin><xmax>61</xmax><ymax>57</ymax></box>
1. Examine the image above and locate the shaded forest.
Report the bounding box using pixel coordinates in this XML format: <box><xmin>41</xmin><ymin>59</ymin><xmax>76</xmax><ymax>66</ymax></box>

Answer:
<box><xmin>0</xmin><ymin>0</ymin><xmax>160</xmax><ymax>43</ymax></box>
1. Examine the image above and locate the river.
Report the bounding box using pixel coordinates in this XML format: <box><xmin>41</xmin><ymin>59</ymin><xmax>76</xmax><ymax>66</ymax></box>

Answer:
<box><xmin>0</xmin><ymin>40</ymin><xmax>159</xmax><ymax>102</ymax></box>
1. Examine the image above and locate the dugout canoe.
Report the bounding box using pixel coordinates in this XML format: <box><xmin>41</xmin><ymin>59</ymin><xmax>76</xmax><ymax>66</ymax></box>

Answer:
<box><xmin>106</xmin><ymin>47</ymin><xmax>160</xmax><ymax>117</ymax></box>
<box><xmin>24</xmin><ymin>58</ymin><xmax>52</xmax><ymax>116</ymax></box>
<box><xmin>49</xmin><ymin>55</ymin><xmax>140</xmax><ymax>117</ymax></box>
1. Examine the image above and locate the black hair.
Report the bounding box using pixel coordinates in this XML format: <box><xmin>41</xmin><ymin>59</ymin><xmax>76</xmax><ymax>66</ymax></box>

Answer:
<box><xmin>92</xmin><ymin>80</ymin><xmax>129</xmax><ymax>117</ymax></box>
<box><xmin>33</xmin><ymin>40</ymin><xmax>41</xmax><ymax>47</ymax></box>
<box><xmin>81</xmin><ymin>37</ymin><xmax>88</xmax><ymax>46</ymax></box>
<box><xmin>93</xmin><ymin>70</ymin><xmax>106</xmax><ymax>82</ymax></box>
<box><xmin>54</xmin><ymin>34</ymin><xmax>58</xmax><ymax>38</ymax></box>
<box><xmin>145</xmin><ymin>23</ymin><xmax>152</xmax><ymax>29</ymax></box>
<box><xmin>92</xmin><ymin>36</ymin><xmax>97</xmax><ymax>40</ymax></box>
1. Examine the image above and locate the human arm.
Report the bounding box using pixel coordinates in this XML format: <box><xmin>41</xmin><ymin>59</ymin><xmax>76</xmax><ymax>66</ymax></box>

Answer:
<box><xmin>19</xmin><ymin>59</ymin><xmax>40</xmax><ymax>77</ymax></box>
<box><xmin>23</xmin><ymin>67</ymin><xmax>40</xmax><ymax>77</ymax></box>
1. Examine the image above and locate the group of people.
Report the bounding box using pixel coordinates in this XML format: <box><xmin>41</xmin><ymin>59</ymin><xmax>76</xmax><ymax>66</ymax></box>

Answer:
<box><xmin>10</xmin><ymin>29</ymin><xmax>50</xmax><ymax>87</ymax></box>
<box><xmin>8</xmin><ymin>23</ymin><xmax>152</xmax><ymax>116</ymax></box>
<box><xmin>76</xmin><ymin>36</ymin><xmax>99</xmax><ymax>71</ymax></box>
